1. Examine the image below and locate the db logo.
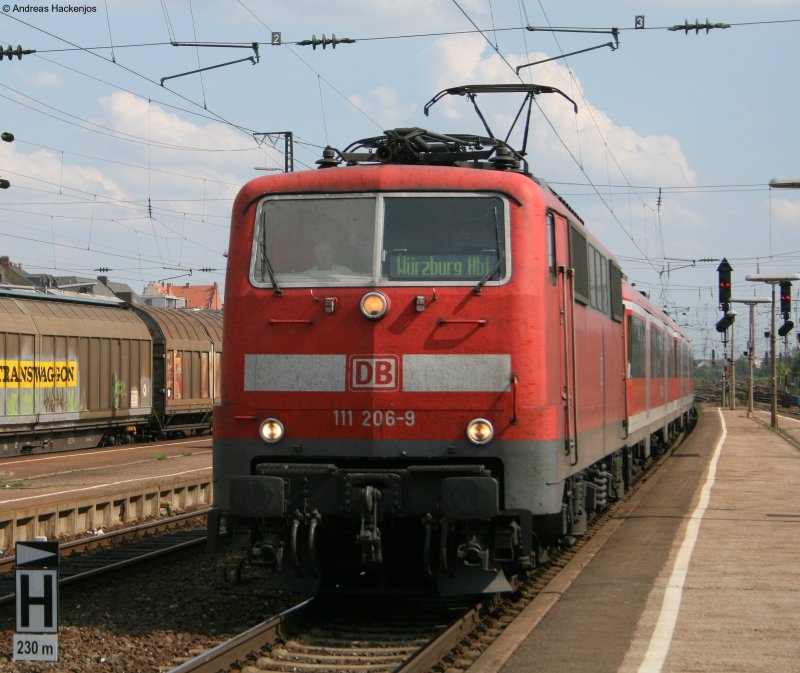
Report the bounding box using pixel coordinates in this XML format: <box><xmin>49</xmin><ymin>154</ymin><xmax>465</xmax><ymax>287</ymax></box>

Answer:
<box><xmin>348</xmin><ymin>355</ymin><xmax>399</xmax><ymax>391</ymax></box>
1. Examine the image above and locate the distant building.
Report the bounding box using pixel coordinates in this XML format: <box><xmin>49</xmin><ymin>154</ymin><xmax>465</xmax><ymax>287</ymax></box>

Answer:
<box><xmin>141</xmin><ymin>282</ymin><xmax>187</xmax><ymax>309</ymax></box>
<box><xmin>142</xmin><ymin>281</ymin><xmax>222</xmax><ymax>310</ymax></box>
<box><xmin>0</xmin><ymin>256</ymin><xmax>36</xmax><ymax>287</ymax></box>
<box><xmin>0</xmin><ymin>257</ymin><xmax>223</xmax><ymax>310</ymax></box>
<box><xmin>95</xmin><ymin>275</ymin><xmax>139</xmax><ymax>303</ymax></box>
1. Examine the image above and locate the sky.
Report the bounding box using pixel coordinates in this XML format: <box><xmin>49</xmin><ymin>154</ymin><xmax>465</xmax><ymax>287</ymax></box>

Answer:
<box><xmin>1</xmin><ymin>0</ymin><xmax>799</xmax><ymax>360</ymax></box>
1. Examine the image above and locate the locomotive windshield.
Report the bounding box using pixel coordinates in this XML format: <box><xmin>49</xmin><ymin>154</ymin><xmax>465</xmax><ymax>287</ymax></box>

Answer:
<box><xmin>252</xmin><ymin>193</ymin><xmax>508</xmax><ymax>287</ymax></box>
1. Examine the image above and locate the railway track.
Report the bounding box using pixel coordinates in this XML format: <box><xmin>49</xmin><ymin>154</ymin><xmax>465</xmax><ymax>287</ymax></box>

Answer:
<box><xmin>169</xmin><ymin>593</ymin><xmax>485</xmax><ymax>673</ymax></box>
<box><xmin>0</xmin><ymin>510</ymin><xmax>209</xmax><ymax>603</ymax></box>
<box><xmin>695</xmin><ymin>382</ymin><xmax>800</xmax><ymax>414</ymax></box>
<box><xmin>168</xmin><ymin>506</ymin><xmax>622</xmax><ymax>673</ymax></box>
<box><xmin>168</xmin><ymin>428</ymin><xmax>693</xmax><ymax>673</ymax></box>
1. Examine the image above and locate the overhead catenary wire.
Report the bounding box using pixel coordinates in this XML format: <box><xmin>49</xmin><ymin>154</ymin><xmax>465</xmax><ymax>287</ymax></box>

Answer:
<box><xmin>3</xmin><ymin>4</ymin><xmax>798</xmax><ymax>304</ymax></box>
<box><xmin>442</xmin><ymin>0</ymin><xmax>665</xmax><ymax>279</ymax></box>
<box><xmin>187</xmin><ymin>0</ymin><xmax>208</xmax><ymax>110</ymax></box>
<box><xmin>103</xmin><ymin>0</ymin><xmax>116</xmax><ymax>63</ymax></box>
<box><xmin>234</xmin><ymin>0</ymin><xmax>384</xmax><ymax>133</ymax></box>
<box><xmin>26</xmin><ymin>17</ymin><xmax>800</xmax><ymax>54</ymax></box>
<box><xmin>2</xmin><ymin>11</ymin><xmax>258</xmax><ymax>140</ymax></box>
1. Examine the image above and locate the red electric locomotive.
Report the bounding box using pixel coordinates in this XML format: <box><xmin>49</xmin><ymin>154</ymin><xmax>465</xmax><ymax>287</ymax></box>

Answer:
<box><xmin>210</xmin><ymin>85</ymin><xmax>695</xmax><ymax>595</ymax></box>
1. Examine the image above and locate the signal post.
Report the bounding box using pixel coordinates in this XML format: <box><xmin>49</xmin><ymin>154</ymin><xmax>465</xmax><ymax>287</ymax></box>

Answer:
<box><xmin>715</xmin><ymin>259</ymin><xmax>735</xmax><ymax>407</ymax></box>
<box><xmin>745</xmin><ymin>272</ymin><xmax>800</xmax><ymax>428</ymax></box>
<box><xmin>729</xmin><ymin>297</ymin><xmax>771</xmax><ymax>415</ymax></box>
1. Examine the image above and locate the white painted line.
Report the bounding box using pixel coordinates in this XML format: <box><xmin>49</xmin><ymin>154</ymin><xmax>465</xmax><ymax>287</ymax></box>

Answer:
<box><xmin>0</xmin><ymin>444</ymin><xmax>210</xmax><ymax>484</ymax></box>
<box><xmin>0</xmin><ymin>438</ymin><xmax>209</xmax><ymax>467</ymax></box>
<box><xmin>637</xmin><ymin>407</ymin><xmax>727</xmax><ymax>673</ymax></box>
<box><xmin>751</xmin><ymin>408</ymin><xmax>800</xmax><ymax>425</ymax></box>
<box><xmin>0</xmin><ymin>467</ymin><xmax>210</xmax><ymax>505</ymax></box>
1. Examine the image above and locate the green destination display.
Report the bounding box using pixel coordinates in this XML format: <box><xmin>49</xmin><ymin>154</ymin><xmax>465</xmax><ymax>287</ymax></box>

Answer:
<box><xmin>389</xmin><ymin>253</ymin><xmax>497</xmax><ymax>280</ymax></box>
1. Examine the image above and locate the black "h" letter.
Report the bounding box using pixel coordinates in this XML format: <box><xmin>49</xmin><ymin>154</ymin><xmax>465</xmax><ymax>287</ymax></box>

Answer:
<box><xmin>20</xmin><ymin>574</ymin><xmax>54</xmax><ymax>628</ymax></box>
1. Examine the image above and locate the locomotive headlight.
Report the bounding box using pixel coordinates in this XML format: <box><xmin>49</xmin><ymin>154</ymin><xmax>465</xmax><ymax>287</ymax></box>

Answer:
<box><xmin>259</xmin><ymin>418</ymin><xmax>285</xmax><ymax>444</ymax></box>
<box><xmin>360</xmin><ymin>291</ymin><xmax>388</xmax><ymax>319</ymax></box>
<box><xmin>466</xmin><ymin>418</ymin><xmax>494</xmax><ymax>445</ymax></box>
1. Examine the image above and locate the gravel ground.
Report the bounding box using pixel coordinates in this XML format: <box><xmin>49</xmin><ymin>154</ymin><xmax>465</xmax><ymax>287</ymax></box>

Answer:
<box><xmin>0</xmin><ymin>542</ymin><xmax>299</xmax><ymax>673</ymax></box>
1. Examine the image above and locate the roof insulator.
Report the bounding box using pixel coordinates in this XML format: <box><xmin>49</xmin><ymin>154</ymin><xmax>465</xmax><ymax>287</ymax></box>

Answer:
<box><xmin>489</xmin><ymin>146</ymin><xmax>520</xmax><ymax>170</ymax></box>
<box><xmin>316</xmin><ymin>146</ymin><xmax>341</xmax><ymax>168</ymax></box>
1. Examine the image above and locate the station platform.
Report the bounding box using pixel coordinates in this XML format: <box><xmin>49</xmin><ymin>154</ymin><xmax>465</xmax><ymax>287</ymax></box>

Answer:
<box><xmin>471</xmin><ymin>406</ymin><xmax>800</xmax><ymax>673</ymax></box>
<box><xmin>0</xmin><ymin>438</ymin><xmax>212</xmax><ymax>550</ymax></box>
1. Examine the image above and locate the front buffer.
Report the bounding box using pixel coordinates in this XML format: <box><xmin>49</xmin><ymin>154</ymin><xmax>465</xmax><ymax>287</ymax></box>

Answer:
<box><xmin>225</xmin><ymin>460</ymin><xmax>532</xmax><ymax>595</ymax></box>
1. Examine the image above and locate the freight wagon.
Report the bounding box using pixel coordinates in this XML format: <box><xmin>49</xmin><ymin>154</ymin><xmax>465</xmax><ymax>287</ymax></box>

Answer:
<box><xmin>0</xmin><ymin>288</ymin><xmax>222</xmax><ymax>455</ymax></box>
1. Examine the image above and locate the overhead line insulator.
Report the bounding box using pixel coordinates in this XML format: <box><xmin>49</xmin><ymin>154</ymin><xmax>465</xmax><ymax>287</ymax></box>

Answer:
<box><xmin>668</xmin><ymin>19</ymin><xmax>731</xmax><ymax>34</ymax></box>
<box><xmin>0</xmin><ymin>45</ymin><xmax>36</xmax><ymax>60</ymax></box>
<box><xmin>296</xmin><ymin>34</ymin><xmax>355</xmax><ymax>50</ymax></box>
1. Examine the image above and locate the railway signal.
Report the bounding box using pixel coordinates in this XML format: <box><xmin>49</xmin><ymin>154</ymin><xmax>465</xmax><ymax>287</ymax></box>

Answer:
<box><xmin>717</xmin><ymin>258</ymin><xmax>732</xmax><ymax>312</ymax></box>
<box><xmin>778</xmin><ymin>281</ymin><xmax>794</xmax><ymax>336</ymax></box>
<box><xmin>715</xmin><ymin>312</ymin><xmax>734</xmax><ymax>333</ymax></box>
<box><xmin>780</xmin><ymin>281</ymin><xmax>792</xmax><ymax>318</ymax></box>
<box><xmin>778</xmin><ymin>320</ymin><xmax>794</xmax><ymax>337</ymax></box>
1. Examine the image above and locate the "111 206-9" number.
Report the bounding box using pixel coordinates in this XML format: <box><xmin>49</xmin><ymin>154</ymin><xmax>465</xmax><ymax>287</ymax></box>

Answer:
<box><xmin>333</xmin><ymin>409</ymin><xmax>416</xmax><ymax>427</ymax></box>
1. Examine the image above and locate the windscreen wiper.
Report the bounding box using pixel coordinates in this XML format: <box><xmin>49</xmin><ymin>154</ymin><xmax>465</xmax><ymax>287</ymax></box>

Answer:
<box><xmin>259</xmin><ymin>216</ymin><xmax>282</xmax><ymax>295</ymax></box>
<box><xmin>474</xmin><ymin>206</ymin><xmax>504</xmax><ymax>294</ymax></box>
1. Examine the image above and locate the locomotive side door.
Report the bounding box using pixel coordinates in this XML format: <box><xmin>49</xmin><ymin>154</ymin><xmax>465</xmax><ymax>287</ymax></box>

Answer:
<box><xmin>549</xmin><ymin>211</ymin><xmax>578</xmax><ymax>461</ymax></box>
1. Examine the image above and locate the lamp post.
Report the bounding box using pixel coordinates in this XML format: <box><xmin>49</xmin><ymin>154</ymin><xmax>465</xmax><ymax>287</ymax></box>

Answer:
<box><xmin>744</xmin><ymin>273</ymin><xmax>800</xmax><ymax>428</ymax></box>
<box><xmin>729</xmin><ymin>297</ymin><xmax>770</xmax><ymax>415</ymax></box>
<box><xmin>760</xmin><ymin>176</ymin><xmax>800</xmax><ymax>424</ymax></box>
<box><xmin>769</xmin><ymin>177</ymin><xmax>800</xmax><ymax>189</ymax></box>
<box><xmin>0</xmin><ymin>131</ymin><xmax>13</xmax><ymax>190</ymax></box>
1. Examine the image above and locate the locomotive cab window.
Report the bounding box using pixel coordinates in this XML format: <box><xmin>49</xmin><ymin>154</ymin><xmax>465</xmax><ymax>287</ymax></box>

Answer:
<box><xmin>253</xmin><ymin>196</ymin><xmax>376</xmax><ymax>286</ymax></box>
<box><xmin>382</xmin><ymin>196</ymin><xmax>506</xmax><ymax>282</ymax></box>
<box><xmin>251</xmin><ymin>193</ymin><xmax>509</xmax><ymax>287</ymax></box>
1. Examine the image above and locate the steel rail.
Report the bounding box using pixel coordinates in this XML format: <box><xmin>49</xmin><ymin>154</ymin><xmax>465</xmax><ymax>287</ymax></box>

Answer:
<box><xmin>0</xmin><ymin>510</ymin><xmax>211</xmax><ymax>604</ymax></box>
<box><xmin>0</xmin><ymin>508</ymin><xmax>209</xmax><ymax>571</ymax></box>
<box><xmin>396</xmin><ymin>602</ymin><xmax>485</xmax><ymax>673</ymax></box>
<box><xmin>166</xmin><ymin>598</ymin><xmax>316</xmax><ymax>673</ymax></box>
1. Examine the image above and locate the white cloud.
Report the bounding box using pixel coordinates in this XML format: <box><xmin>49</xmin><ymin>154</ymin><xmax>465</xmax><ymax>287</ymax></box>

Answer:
<box><xmin>92</xmin><ymin>92</ymin><xmax>263</xmax><ymax>204</ymax></box>
<box><xmin>1</xmin><ymin>143</ymin><xmax>126</xmax><ymax>201</ymax></box>
<box><xmin>16</xmin><ymin>67</ymin><xmax>63</xmax><ymax>88</ymax></box>
<box><xmin>347</xmin><ymin>86</ymin><xmax>416</xmax><ymax>131</ymax></box>
<box><xmin>0</xmin><ymin>92</ymin><xmax>256</xmax><ymax>275</ymax></box>
<box><xmin>97</xmin><ymin>92</ymin><xmax>251</xmax><ymax>154</ymax></box>
<box><xmin>770</xmin><ymin>197</ymin><xmax>800</xmax><ymax>228</ymax></box>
